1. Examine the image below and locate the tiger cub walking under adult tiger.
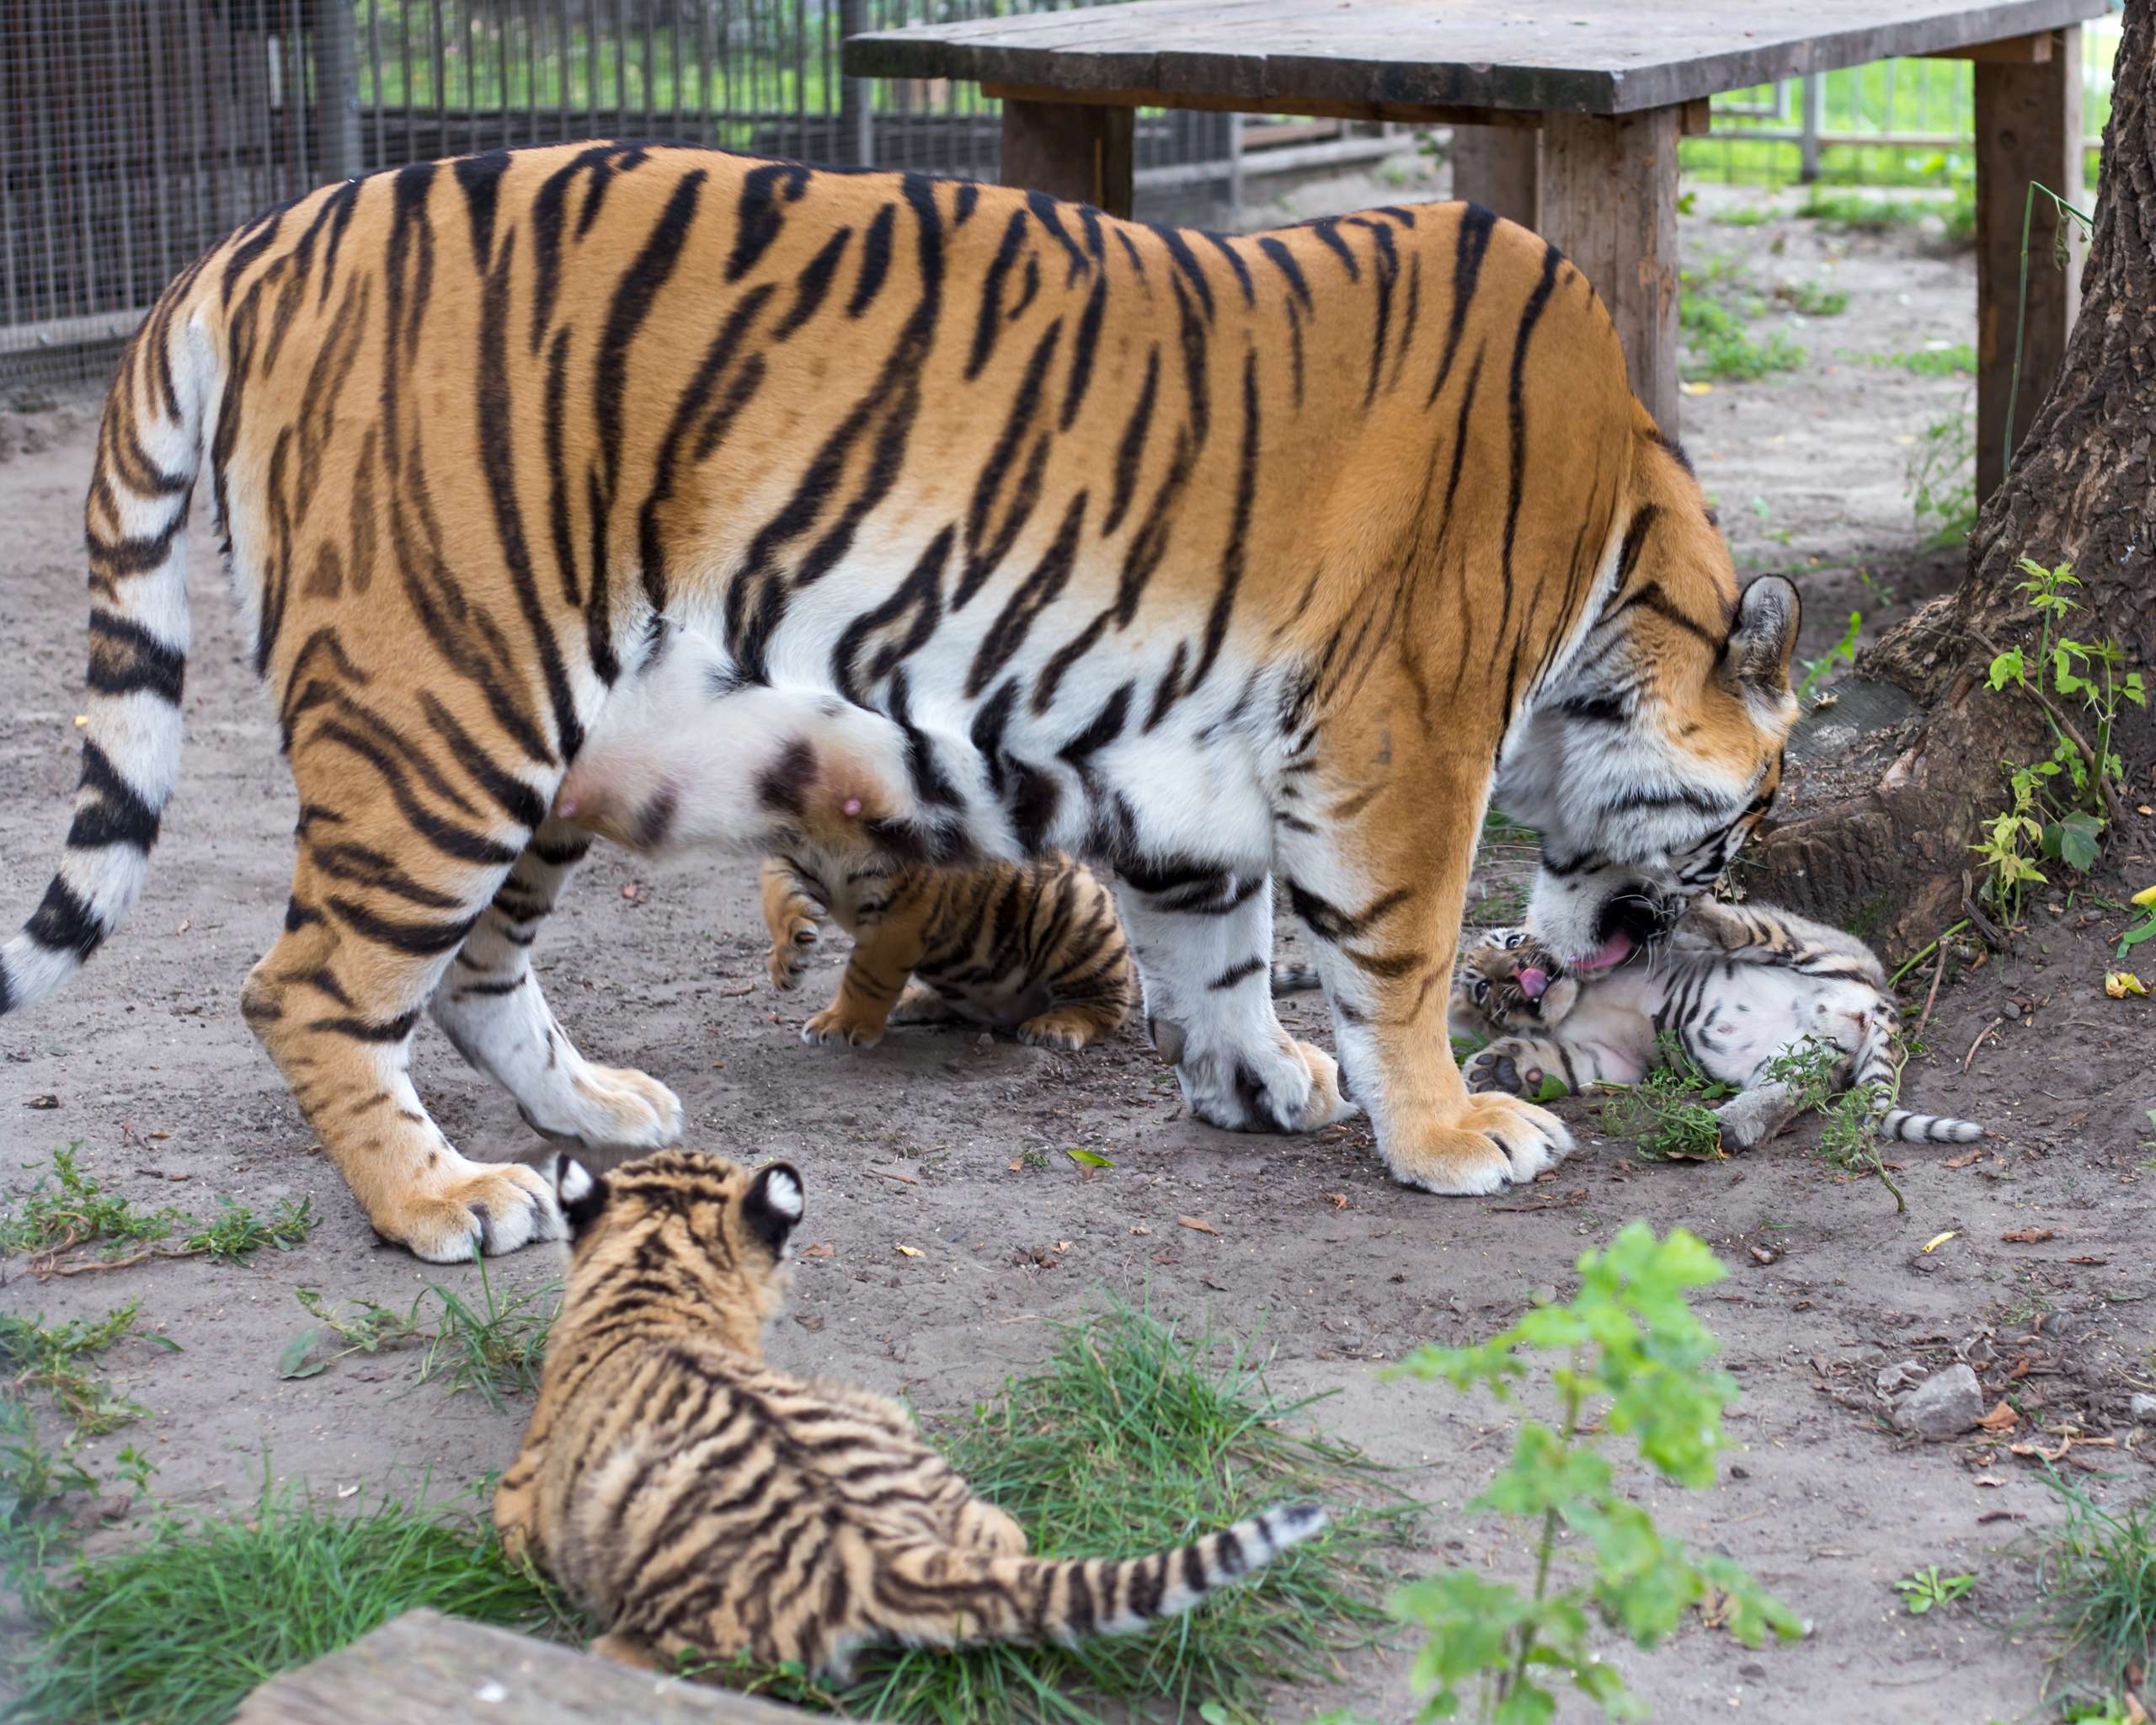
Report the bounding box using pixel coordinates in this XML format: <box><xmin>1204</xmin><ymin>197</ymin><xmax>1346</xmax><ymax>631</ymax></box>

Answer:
<box><xmin>1449</xmin><ymin>897</ymin><xmax>1984</xmax><ymax>1150</ymax></box>
<box><xmin>493</xmin><ymin>1149</ymin><xmax>1324</xmax><ymax>1676</ymax></box>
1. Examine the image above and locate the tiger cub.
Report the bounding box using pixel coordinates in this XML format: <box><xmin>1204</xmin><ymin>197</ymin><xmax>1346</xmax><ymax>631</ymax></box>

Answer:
<box><xmin>493</xmin><ymin>1149</ymin><xmax>1324</xmax><ymax>1678</ymax></box>
<box><xmin>761</xmin><ymin>848</ymin><xmax>1135</xmax><ymax>1051</ymax></box>
<box><xmin>1449</xmin><ymin>898</ymin><xmax>1984</xmax><ymax>1150</ymax></box>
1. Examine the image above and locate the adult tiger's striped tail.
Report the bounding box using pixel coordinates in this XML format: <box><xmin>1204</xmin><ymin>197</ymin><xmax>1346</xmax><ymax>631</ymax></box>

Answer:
<box><xmin>1854</xmin><ymin>1017</ymin><xmax>1985</xmax><ymax>1143</ymax></box>
<box><xmin>0</xmin><ymin>280</ymin><xmax>209</xmax><ymax>1015</ymax></box>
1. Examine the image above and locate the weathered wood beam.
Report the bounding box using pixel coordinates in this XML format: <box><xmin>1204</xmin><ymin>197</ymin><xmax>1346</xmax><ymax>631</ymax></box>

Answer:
<box><xmin>1000</xmin><ymin>98</ymin><xmax>1135</xmax><ymax>216</ymax></box>
<box><xmin>979</xmin><ymin>81</ymin><xmax>1539</xmax><ymax>127</ymax></box>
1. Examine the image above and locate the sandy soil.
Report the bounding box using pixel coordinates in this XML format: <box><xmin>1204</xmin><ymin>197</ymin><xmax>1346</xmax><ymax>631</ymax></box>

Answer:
<box><xmin>3</xmin><ymin>190</ymin><xmax>2154</xmax><ymax>1724</ymax></box>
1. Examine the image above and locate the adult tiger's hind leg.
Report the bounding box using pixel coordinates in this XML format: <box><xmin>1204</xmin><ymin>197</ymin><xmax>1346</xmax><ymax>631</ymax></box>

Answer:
<box><xmin>243</xmin><ymin>823</ymin><xmax>564</xmax><ymax>1264</ymax></box>
<box><xmin>1116</xmin><ymin>871</ymin><xmax>1350</xmax><ymax>1133</ymax></box>
<box><xmin>430</xmin><ymin>813</ymin><xmax>682</xmax><ymax>1158</ymax></box>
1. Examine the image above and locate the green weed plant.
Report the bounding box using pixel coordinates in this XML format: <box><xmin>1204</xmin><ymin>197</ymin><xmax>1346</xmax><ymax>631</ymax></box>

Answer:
<box><xmin>2020</xmin><ymin>1471</ymin><xmax>2156</xmax><ymax>1712</ymax></box>
<box><xmin>1385</xmin><ymin>1225</ymin><xmax>1801</xmax><ymax>1722</ymax></box>
<box><xmin>1905</xmin><ymin>394</ymin><xmax>1977</xmax><ymax>548</ymax></box>
<box><xmin>1</xmin><ymin>1146</ymin><xmax>314</xmax><ymax>1270</ymax></box>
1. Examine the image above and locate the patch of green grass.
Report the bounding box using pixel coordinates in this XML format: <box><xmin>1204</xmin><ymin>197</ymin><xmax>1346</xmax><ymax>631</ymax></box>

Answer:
<box><xmin>1878</xmin><ymin>342</ymin><xmax>1977</xmax><ymax>377</ymax></box>
<box><xmin>1710</xmin><ymin>205</ymin><xmax>1776</xmax><ymax>227</ymax></box>
<box><xmin>0</xmin><ymin>1146</ymin><xmax>184</xmax><ymax>1262</ymax></box>
<box><xmin>1907</xmin><ymin>393</ymin><xmax>1977</xmax><ymax>548</ymax></box>
<box><xmin>0</xmin><ymin>1300</ymin><xmax>173</xmax><ymax>1437</ymax></box>
<box><xmin>8</xmin><ymin>1481</ymin><xmax>585</xmax><ymax>1725</ymax></box>
<box><xmin>1796</xmin><ymin>188</ymin><xmax>1929</xmax><ymax>231</ymax></box>
<box><xmin>1680</xmin><ymin>271</ymin><xmax>1805</xmax><ymax>382</ymax></box>
<box><xmin>2021</xmin><ymin>1472</ymin><xmax>2156</xmax><ymax>1702</ymax></box>
<box><xmin>1</xmin><ymin>1394</ymin><xmax>98</xmax><ymax>1575</ymax></box>
<box><xmin>1774</xmin><ymin>280</ymin><xmax>1849</xmax><ymax>317</ymax></box>
<box><xmin>726</xmin><ymin>1301</ymin><xmax>1416</xmax><ymax>1725</ymax></box>
<box><xmin>415</xmin><ymin>1251</ymin><xmax>556</xmax><ymax>1413</ymax></box>
<box><xmin>0</xmin><ymin>1146</ymin><xmax>315</xmax><ymax>1271</ymax></box>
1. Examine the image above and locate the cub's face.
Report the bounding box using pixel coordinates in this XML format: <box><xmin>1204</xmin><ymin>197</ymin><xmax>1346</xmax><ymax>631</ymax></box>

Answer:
<box><xmin>552</xmin><ymin>1149</ymin><xmax>803</xmax><ymax>1353</ymax></box>
<box><xmin>1449</xmin><ymin>928</ymin><xmax>1579</xmax><ymax>1038</ymax></box>
<box><xmin>1493</xmin><ymin>449</ymin><xmax>1800</xmax><ymax>975</ymax></box>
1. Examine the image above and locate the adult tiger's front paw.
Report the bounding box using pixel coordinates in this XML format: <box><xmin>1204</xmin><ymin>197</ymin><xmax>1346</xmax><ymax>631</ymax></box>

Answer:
<box><xmin>1379</xmin><ymin>1093</ymin><xmax>1573</xmax><ymax>1195</ymax></box>
<box><xmin>373</xmin><ymin>1154</ymin><xmax>567</xmax><ymax>1263</ymax></box>
<box><xmin>801</xmin><ymin>1004</ymin><xmax>889</xmax><ymax>1048</ymax></box>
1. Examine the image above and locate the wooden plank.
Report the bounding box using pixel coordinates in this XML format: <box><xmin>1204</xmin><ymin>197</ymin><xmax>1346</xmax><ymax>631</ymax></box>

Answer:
<box><xmin>1001</xmin><ymin>99</ymin><xmax>1134</xmax><ymax>216</ymax></box>
<box><xmin>1449</xmin><ymin>125</ymin><xmax>1541</xmax><ymax>232</ymax></box>
<box><xmin>1541</xmin><ymin>105</ymin><xmax>1683</xmax><ymax>437</ymax></box>
<box><xmin>1924</xmin><ymin>30</ymin><xmax>2052</xmax><ymax>59</ymax></box>
<box><xmin>232</xmin><ymin>1610</ymin><xmax>819</xmax><ymax>1725</ymax></box>
<box><xmin>980</xmin><ymin>80</ymin><xmax>1539</xmax><ymax>127</ymax></box>
<box><xmin>845</xmin><ymin>0</ymin><xmax>2107</xmax><ymax>117</ymax></box>
<box><xmin>1974</xmin><ymin>25</ymin><xmax>2083</xmax><ymax>498</ymax></box>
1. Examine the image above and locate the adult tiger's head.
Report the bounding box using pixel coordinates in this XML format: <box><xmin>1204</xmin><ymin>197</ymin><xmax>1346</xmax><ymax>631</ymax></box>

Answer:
<box><xmin>552</xmin><ymin>1149</ymin><xmax>803</xmax><ymax>1356</ymax></box>
<box><xmin>1493</xmin><ymin>433</ymin><xmax>1800</xmax><ymax>976</ymax></box>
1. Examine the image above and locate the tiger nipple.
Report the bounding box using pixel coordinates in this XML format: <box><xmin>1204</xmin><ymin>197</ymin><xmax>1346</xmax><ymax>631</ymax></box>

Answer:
<box><xmin>842</xmin><ymin>798</ymin><xmax>863</xmax><ymax>817</ymax></box>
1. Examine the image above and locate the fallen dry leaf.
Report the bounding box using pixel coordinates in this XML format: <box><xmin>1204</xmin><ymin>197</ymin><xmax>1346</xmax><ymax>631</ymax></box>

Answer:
<box><xmin>173</xmin><ymin>918</ymin><xmax>190</xmax><ymax>935</ymax></box>
<box><xmin>1006</xmin><ymin>1156</ymin><xmax>1025</xmax><ymax>1172</ymax></box>
<box><xmin>2009</xmin><ymin>1438</ymin><xmax>2073</xmax><ymax>1463</ymax></box>
<box><xmin>1943</xmin><ymin>1149</ymin><xmax>1985</xmax><ymax>1169</ymax></box>
<box><xmin>2107</xmin><ymin>970</ymin><xmax>2148</xmax><ymax>998</ymax></box>
<box><xmin>894</xmin><ymin>1245</ymin><xmax>922</xmax><ymax>1258</ymax></box>
<box><xmin>1999</xmin><ymin>1227</ymin><xmax>2054</xmax><ymax>1243</ymax></box>
<box><xmin>798</xmin><ymin>1242</ymin><xmax>835</xmax><ymax>1259</ymax></box>
<box><xmin>1977</xmin><ymin>1402</ymin><xmax>2020</xmax><ymax>1433</ymax></box>
<box><xmin>1177</xmin><ymin>1215</ymin><xmax>1220</xmax><ymax>1235</ymax></box>
<box><xmin>1129</xmin><ymin>1225</ymin><xmax>1151</xmax><ymax>1236</ymax></box>
<box><xmin>1321</xmin><ymin>1193</ymin><xmax>1348</xmax><ymax>1210</ymax></box>
<box><xmin>1054</xmin><ymin>1241</ymin><xmax>1072</xmax><ymax>1252</ymax></box>
<box><xmin>2068</xmin><ymin>1255</ymin><xmax>2110</xmax><ymax>1266</ymax></box>
<box><xmin>1748</xmin><ymin>1245</ymin><xmax>1780</xmax><ymax>1266</ymax></box>
<box><xmin>2124</xmin><ymin>1692</ymin><xmax>2148</xmax><ymax>1725</ymax></box>
<box><xmin>1972</xmin><ymin>1475</ymin><xmax>2009</xmax><ymax>1487</ymax></box>
<box><xmin>24</xmin><ymin>1095</ymin><xmax>58</xmax><ymax>1110</ymax></box>
<box><xmin>1151</xmin><ymin>1253</ymin><xmax>1177</xmax><ymax>1265</ymax></box>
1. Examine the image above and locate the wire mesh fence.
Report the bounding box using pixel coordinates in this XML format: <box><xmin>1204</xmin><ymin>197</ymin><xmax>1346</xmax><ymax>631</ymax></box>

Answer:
<box><xmin>0</xmin><ymin>0</ymin><xmax>1260</xmax><ymax>389</ymax></box>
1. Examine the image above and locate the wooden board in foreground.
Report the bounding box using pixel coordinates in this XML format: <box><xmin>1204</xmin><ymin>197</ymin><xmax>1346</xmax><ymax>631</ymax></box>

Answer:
<box><xmin>232</xmin><ymin>1610</ymin><xmax>819</xmax><ymax>1725</ymax></box>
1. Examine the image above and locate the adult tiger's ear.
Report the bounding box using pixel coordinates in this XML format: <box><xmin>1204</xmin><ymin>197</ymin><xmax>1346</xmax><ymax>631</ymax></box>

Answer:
<box><xmin>555</xmin><ymin>1154</ymin><xmax>610</xmax><ymax>1238</ymax></box>
<box><xmin>1725</xmin><ymin>575</ymin><xmax>1801</xmax><ymax>694</ymax></box>
<box><xmin>742</xmin><ymin>1162</ymin><xmax>805</xmax><ymax>1255</ymax></box>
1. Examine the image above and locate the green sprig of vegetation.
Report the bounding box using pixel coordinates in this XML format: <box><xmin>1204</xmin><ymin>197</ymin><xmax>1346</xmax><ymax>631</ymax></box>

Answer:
<box><xmin>2020</xmin><ymin>1470</ymin><xmax>2156</xmax><ymax>1712</ymax></box>
<box><xmin>0</xmin><ymin>1147</ymin><xmax>315</xmax><ymax>1270</ymax></box>
<box><xmin>0</xmin><ymin>1300</ymin><xmax>173</xmax><ymax>1437</ymax></box>
<box><xmin>1385</xmin><ymin>1225</ymin><xmax>1801</xmax><ymax>1722</ymax></box>
<box><xmin>1596</xmin><ymin>1035</ymin><xmax>1733</xmax><ymax>1162</ymax></box>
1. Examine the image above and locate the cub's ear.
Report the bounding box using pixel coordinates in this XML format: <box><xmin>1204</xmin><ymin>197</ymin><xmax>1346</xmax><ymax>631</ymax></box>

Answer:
<box><xmin>1725</xmin><ymin>574</ymin><xmax>1800</xmax><ymax>692</ymax></box>
<box><xmin>555</xmin><ymin>1154</ymin><xmax>610</xmax><ymax>1237</ymax></box>
<box><xmin>743</xmin><ymin>1162</ymin><xmax>805</xmax><ymax>1255</ymax></box>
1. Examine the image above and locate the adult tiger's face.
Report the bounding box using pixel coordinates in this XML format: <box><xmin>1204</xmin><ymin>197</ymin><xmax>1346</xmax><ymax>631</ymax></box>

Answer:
<box><xmin>1494</xmin><ymin>568</ymin><xmax>1800</xmax><ymax>975</ymax></box>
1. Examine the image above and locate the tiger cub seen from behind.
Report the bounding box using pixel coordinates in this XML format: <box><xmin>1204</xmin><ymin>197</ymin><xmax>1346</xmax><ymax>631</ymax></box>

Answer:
<box><xmin>760</xmin><ymin>849</ymin><xmax>1135</xmax><ymax>1051</ymax></box>
<box><xmin>1449</xmin><ymin>897</ymin><xmax>1983</xmax><ymax>1150</ymax></box>
<box><xmin>494</xmin><ymin>1148</ymin><xmax>1324</xmax><ymax>1677</ymax></box>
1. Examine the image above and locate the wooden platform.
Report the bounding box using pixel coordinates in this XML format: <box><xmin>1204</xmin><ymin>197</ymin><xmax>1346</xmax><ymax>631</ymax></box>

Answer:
<box><xmin>232</xmin><ymin>1610</ymin><xmax>819</xmax><ymax>1725</ymax></box>
<box><xmin>845</xmin><ymin>0</ymin><xmax>2104</xmax><ymax>446</ymax></box>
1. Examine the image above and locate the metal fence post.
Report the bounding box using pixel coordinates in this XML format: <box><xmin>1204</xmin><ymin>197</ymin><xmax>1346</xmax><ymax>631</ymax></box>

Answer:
<box><xmin>839</xmin><ymin>0</ymin><xmax>873</xmax><ymax>167</ymax></box>
<box><xmin>1799</xmin><ymin>72</ymin><xmax>1823</xmax><ymax>182</ymax></box>
<box><xmin>313</xmin><ymin>0</ymin><xmax>364</xmax><ymax>184</ymax></box>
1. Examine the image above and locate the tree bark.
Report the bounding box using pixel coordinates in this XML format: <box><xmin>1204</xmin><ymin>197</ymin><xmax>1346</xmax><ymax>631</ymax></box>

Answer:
<box><xmin>1747</xmin><ymin>0</ymin><xmax>2156</xmax><ymax>959</ymax></box>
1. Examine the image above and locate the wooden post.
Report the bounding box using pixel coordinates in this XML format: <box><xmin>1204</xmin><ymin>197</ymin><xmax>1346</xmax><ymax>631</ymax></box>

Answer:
<box><xmin>999</xmin><ymin>99</ymin><xmax>1134</xmax><ymax>217</ymax></box>
<box><xmin>1540</xmin><ymin>106</ymin><xmax>1683</xmax><ymax>437</ymax></box>
<box><xmin>1449</xmin><ymin>124</ymin><xmax>1540</xmax><ymax>231</ymax></box>
<box><xmin>1974</xmin><ymin>28</ymin><xmax>2083</xmax><ymax>499</ymax></box>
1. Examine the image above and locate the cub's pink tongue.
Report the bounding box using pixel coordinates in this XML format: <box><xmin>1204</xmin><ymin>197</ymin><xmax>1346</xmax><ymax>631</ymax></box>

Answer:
<box><xmin>1573</xmin><ymin>932</ymin><xmax>1633</xmax><ymax>972</ymax></box>
<box><xmin>1517</xmin><ymin>967</ymin><xmax>1550</xmax><ymax>1000</ymax></box>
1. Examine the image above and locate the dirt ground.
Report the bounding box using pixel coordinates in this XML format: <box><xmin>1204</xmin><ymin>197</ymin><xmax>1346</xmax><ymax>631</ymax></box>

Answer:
<box><xmin>3</xmin><ymin>186</ymin><xmax>2154</xmax><ymax>1725</ymax></box>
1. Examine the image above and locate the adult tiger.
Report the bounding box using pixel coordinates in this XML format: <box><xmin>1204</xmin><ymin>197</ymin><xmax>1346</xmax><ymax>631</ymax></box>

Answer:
<box><xmin>0</xmin><ymin>142</ymin><xmax>1798</xmax><ymax>1260</ymax></box>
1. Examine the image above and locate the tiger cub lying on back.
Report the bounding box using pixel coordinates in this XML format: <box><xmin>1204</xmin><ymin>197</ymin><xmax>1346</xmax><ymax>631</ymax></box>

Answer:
<box><xmin>1449</xmin><ymin>897</ymin><xmax>1983</xmax><ymax>1150</ymax></box>
<box><xmin>493</xmin><ymin>1148</ymin><xmax>1323</xmax><ymax>1677</ymax></box>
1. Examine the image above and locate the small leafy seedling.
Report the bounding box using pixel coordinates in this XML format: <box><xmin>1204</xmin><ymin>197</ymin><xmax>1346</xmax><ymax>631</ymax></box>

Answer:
<box><xmin>1892</xmin><ymin>1565</ymin><xmax>1976</xmax><ymax>1615</ymax></box>
<box><xmin>0</xmin><ymin>1146</ymin><xmax>315</xmax><ymax>1272</ymax></box>
<box><xmin>1597</xmin><ymin>1036</ymin><xmax>1733</xmax><ymax>1162</ymax></box>
<box><xmin>1385</xmin><ymin>1225</ymin><xmax>1801</xmax><ymax>1722</ymax></box>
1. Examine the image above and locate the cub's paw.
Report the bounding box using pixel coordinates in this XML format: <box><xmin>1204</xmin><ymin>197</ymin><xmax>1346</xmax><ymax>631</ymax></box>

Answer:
<box><xmin>380</xmin><ymin>1155</ymin><xmax>566</xmax><ymax>1263</ymax></box>
<box><xmin>1177</xmin><ymin>1033</ymin><xmax>1358</xmax><ymax>1133</ymax></box>
<box><xmin>802</xmin><ymin>1005</ymin><xmax>889</xmax><ymax>1048</ymax></box>
<box><xmin>1463</xmin><ymin>1038</ymin><xmax>1555</xmax><ymax>1097</ymax></box>
<box><xmin>1288</xmin><ymin>1040</ymin><xmax>1358</xmax><ymax>1129</ymax></box>
<box><xmin>888</xmin><ymin>981</ymin><xmax>963</xmax><ymax>1027</ymax></box>
<box><xmin>766</xmin><ymin>911</ymin><xmax>825</xmax><ymax>991</ymax></box>
<box><xmin>1017</xmin><ymin>1007</ymin><xmax>1120</xmax><ymax>1052</ymax></box>
<box><xmin>1380</xmin><ymin>1093</ymin><xmax>1573</xmax><ymax>1195</ymax></box>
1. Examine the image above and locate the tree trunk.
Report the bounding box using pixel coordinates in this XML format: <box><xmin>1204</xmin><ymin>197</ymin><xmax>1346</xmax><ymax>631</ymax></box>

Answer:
<box><xmin>1747</xmin><ymin>1</ymin><xmax>2156</xmax><ymax>959</ymax></box>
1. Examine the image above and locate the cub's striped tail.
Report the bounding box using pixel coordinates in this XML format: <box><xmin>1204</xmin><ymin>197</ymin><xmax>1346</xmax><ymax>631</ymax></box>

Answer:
<box><xmin>1854</xmin><ymin>1022</ymin><xmax>1983</xmax><ymax>1144</ymax></box>
<box><xmin>882</xmin><ymin>1503</ymin><xmax>1326</xmax><ymax>1657</ymax></box>
<box><xmin>0</xmin><ymin>294</ymin><xmax>206</xmax><ymax>1016</ymax></box>
<box><xmin>1271</xmin><ymin>962</ymin><xmax>1323</xmax><ymax>995</ymax></box>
